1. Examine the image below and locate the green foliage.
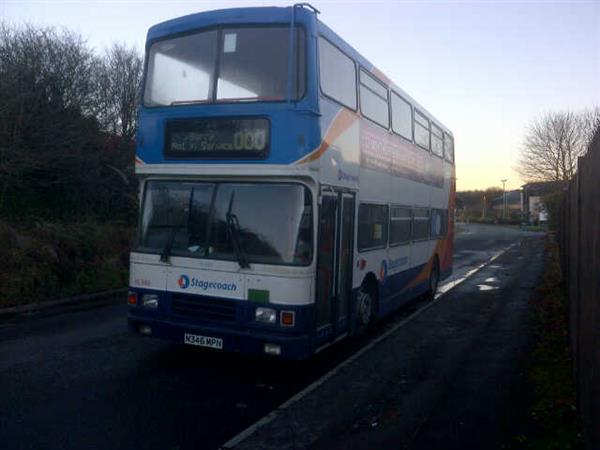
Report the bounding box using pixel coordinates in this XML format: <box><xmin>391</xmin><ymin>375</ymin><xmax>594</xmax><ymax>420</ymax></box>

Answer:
<box><xmin>541</xmin><ymin>190</ymin><xmax>565</xmax><ymax>231</ymax></box>
<box><xmin>457</xmin><ymin>187</ymin><xmax>512</xmax><ymax>221</ymax></box>
<box><xmin>0</xmin><ymin>219</ymin><xmax>132</xmax><ymax>306</ymax></box>
<box><xmin>0</xmin><ymin>24</ymin><xmax>142</xmax><ymax>304</ymax></box>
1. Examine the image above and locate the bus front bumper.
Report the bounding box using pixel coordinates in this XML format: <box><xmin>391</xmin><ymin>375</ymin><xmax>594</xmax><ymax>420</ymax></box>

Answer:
<box><xmin>128</xmin><ymin>316</ymin><xmax>313</xmax><ymax>360</ymax></box>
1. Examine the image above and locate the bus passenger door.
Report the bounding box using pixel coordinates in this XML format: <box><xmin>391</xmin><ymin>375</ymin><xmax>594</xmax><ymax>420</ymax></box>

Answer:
<box><xmin>336</xmin><ymin>193</ymin><xmax>355</xmax><ymax>334</ymax></box>
<box><xmin>316</xmin><ymin>193</ymin><xmax>337</xmax><ymax>339</ymax></box>
<box><xmin>315</xmin><ymin>190</ymin><xmax>355</xmax><ymax>343</ymax></box>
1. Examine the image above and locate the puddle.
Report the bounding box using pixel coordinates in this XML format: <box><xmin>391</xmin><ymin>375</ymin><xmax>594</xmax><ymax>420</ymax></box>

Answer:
<box><xmin>477</xmin><ymin>284</ymin><xmax>499</xmax><ymax>291</ymax></box>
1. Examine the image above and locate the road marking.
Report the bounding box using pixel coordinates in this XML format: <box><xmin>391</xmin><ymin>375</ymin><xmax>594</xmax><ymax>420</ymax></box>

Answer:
<box><xmin>220</xmin><ymin>243</ymin><xmax>517</xmax><ymax>450</ymax></box>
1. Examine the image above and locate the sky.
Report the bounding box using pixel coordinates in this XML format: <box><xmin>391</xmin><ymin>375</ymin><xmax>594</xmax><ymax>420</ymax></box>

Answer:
<box><xmin>2</xmin><ymin>0</ymin><xmax>599</xmax><ymax>191</ymax></box>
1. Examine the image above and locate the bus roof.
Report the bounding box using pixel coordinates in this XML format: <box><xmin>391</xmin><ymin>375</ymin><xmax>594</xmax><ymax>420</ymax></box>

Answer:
<box><xmin>146</xmin><ymin>5</ymin><xmax>453</xmax><ymax>137</ymax></box>
<box><xmin>146</xmin><ymin>6</ymin><xmax>312</xmax><ymax>43</ymax></box>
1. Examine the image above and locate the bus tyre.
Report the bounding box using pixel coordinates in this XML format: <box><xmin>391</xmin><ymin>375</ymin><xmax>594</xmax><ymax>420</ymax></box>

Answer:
<box><xmin>355</xmin><ymin>287</ymin><xmax>374</xmax><ymax>335</ymax></box>
<box><xmin>427</xmin><ymin>258</ymin><xmax>440</xmax><ymax>300</ymax></box>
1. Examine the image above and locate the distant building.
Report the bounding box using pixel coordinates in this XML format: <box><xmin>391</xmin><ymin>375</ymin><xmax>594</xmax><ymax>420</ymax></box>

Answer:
<box><xmin>521</xmin><ymin>181</ymin><xmax>566</xmax><ymax>224</ymax></box>
<box><xmin>491</xmin><ymin>190</ymin><xmax>522</xmax><ymax>220</ymax></box>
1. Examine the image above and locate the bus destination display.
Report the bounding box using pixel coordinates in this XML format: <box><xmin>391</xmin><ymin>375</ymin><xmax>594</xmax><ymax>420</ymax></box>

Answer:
<box><xmin>165</xmin><ymin>118</ymin><xmax>269</xmax><ymax>158</ymax></box>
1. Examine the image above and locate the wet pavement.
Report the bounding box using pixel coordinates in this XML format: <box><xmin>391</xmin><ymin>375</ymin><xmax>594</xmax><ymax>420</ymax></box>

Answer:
<box><xmin>0</xmin><ymin>224</ymin><xmax>544</xmax><ymax>450</ymax></box>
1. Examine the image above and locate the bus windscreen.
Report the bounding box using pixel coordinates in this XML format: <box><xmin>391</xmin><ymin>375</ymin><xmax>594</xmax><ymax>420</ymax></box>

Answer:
<box><xmin>137</xmin><ymin>181</ymin><xmax>313</xmax><ymax>266</ymax></box>
<box><xmin>143</xmin><ymin>26</ymin><xmax>305</xmax><ymax>107</ymax></box>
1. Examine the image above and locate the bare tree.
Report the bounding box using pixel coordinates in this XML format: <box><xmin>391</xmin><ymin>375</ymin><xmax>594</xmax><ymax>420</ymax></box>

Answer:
<box><xmin>95</xmin><ymin>43</ymin><xmax>143</xmax><ymax>142</ymax></box>
<box><xmin>578</xmin><ymin>106</ymin><xmax>600</xmax><ymax>152</ymax></box>
<box><xmin>0</xmin><ymin>24</ymin><xmax>138</xmax><ymax>219</ymax></box>
<box><xmin>517</xmin><ymin>109</ymin><xmax>600</xmax><ymax>183</ymax></box>
<box><xmin>0</xmin><ymin>25</ymin><xmax>98</xmax><ymax>212</ymax></box>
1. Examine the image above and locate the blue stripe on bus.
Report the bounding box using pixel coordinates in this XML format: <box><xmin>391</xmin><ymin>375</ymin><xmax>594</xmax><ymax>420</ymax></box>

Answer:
<box><xmin>128</xmin><ymin>287</ymin><xmax>315</xmax><ymax>335</ymax></box>
<box><xmin>377</xmin><ymin>263</ymin><xmax>429</xmax><ymax>317</ymax></box>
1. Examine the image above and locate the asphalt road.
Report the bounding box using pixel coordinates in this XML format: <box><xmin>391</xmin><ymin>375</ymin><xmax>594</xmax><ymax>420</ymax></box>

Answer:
<box><xmin>0</xmin><ymin>224</ymin><xmax>544</xmax><ymax>450</ymax></box>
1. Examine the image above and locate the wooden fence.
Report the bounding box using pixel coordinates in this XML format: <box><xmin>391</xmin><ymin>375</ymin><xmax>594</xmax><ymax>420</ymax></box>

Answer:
<box><xmin>557</xmin><ymin>126</ymin><xmax>600</xmax><ymax>450</ymax></box>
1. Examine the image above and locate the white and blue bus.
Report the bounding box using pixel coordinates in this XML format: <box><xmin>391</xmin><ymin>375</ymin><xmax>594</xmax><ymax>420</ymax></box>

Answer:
<box><xmin>128</xmin><ymin>4</ymin><xmax>456</xmax><ymax>359</ymax></box>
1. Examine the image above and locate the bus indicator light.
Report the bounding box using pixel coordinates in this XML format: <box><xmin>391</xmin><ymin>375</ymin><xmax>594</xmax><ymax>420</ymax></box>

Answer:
<box><xmin>280</xmin><ymin>311</ymin><xmax>295</xmax><ymax>327</ymax></box>
<box><xmin>128</xmin><ymin>292</ymin><xmax>137</xmax><ymax>305</ymax></box>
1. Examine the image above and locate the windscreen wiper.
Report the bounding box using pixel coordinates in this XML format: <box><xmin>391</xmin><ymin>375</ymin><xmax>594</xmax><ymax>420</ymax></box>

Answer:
<box><xmin>160</xmin><ymin>227</ymin><xmax>177</xmax><ymax>263</ymax></box>
<box><xmin>225</xmin><ymin>191</ymin><xmax>250</xmax><ymax>269</ymax></box>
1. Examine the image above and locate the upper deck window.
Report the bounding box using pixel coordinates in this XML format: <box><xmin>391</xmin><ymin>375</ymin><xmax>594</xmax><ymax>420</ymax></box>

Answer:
<box><xmin>318</xmin><ymin>37</ymin><xmax>357</xmax><ymax>110</ymax></box>
<box><xmin>144</xmin><ymin>31</ymin><xmax>218</xmax><ymax>106</ymax></box>
<box><xmin>414</xmin><ymin>109</ymin><xmax>430</xmax><ymax>151</ymax></box>
<box><xmin>143</xmin><ymin>26</ymin><xmax>305</xmax><ymax>107</ymax></box>
<box><xmin>444</xmin><ymin>133</ymin><xmax>454</xmax><ymax>163</ymax></box>
<box><xmin>391</xmin><ymin>92</ymin><xmax>412</xmax><ymax>141</ymax></box>
<box><xmin>359</xmin><ymin>70</ymin><xmax>389</xmax><ymax>128</ymax></box>
<box><xmin>217</xmin><ymin>27</ymin><xmax>305</xmax><ymax>102</ymax></box>
<box><xmin>431</xmin><ymin>123</ymin><xmax>444</xmax><ymax>158</ymax></box>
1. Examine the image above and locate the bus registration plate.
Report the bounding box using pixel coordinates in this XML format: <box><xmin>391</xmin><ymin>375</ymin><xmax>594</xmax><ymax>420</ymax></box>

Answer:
<box><xmin>184</xmin><ymin>333</ymin><xmax>223</xmax><ymax>350</ymax></box>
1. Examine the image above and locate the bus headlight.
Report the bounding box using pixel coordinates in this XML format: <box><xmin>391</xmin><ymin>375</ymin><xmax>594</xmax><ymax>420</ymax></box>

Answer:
<box><xmin>255</xmin><ymin>307</ymin><xmax>277</xmax><ymax>324</ymax></box>
<box><xmin>142</xmin><ymin>293</ymin><xmax>159</xmax><ymax>309</ymax></box>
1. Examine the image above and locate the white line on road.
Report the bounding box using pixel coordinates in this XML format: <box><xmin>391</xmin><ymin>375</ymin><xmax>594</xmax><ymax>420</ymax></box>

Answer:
<box><xmin>220</xmin><ymin>242</ymin><xmax>518</xmax><ymax>450</ymax></box>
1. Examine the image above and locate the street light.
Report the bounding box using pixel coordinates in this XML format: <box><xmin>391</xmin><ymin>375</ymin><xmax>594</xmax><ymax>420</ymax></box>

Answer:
<box><xmin>501</xmin><ymin>179</ymin><xmax>508</xmax><ymax>220</ymax></box>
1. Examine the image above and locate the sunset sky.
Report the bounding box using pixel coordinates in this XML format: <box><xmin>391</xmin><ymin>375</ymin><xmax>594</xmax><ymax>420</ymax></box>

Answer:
<box><xmin>3</xmin><ymin>0</ymin><xmax>599</xmax><ymax>191</ymax></box>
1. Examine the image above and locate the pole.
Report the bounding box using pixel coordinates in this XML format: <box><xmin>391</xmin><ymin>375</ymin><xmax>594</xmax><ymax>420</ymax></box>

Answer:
<box><xmin>482</xmin><ymin>194</ymin><xmax>486</xmax><ymax>219</ymax></box>
<box><xmin>501</xmin><ymin>179</ymin><xmax>508</xmax><ymax>220</ymax></box>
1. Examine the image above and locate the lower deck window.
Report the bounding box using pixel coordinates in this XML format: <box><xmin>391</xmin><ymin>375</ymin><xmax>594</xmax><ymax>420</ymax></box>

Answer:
<box><xmin>431</xmin><ymin>209</ymin><xmax>448</xmax><ymax>237</ymax></box>
<box><xmin>358</xmin><ymin>203</ymin><xmax>389</xmax><ymax>251</ymax></box>
<box><xmin>390</xmin><ymin>206</ymin><xmax>411</xmax><ymax>245</ymax></box>
<box><xmin>412</xmin><ymin>208</ymin><xmax>430</xmax><ymax>241</ymax></box>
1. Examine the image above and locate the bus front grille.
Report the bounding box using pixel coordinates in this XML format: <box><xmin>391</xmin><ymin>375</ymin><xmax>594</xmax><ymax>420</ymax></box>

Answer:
<box><xmin>170</xmin><ymin>294</ymin><xmax>237</xmax><ymax>322</ymax></box>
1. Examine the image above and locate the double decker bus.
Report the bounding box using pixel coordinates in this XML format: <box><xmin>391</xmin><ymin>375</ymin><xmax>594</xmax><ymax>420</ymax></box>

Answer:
<box><xmin>128</xmin><ymin>4</ymin><xmax>455</xmax><ymax>359</ymax></box>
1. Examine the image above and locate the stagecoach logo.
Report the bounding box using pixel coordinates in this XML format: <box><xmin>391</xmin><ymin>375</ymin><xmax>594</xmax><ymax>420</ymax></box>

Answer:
<box><xmin>177</xmin><ymin>274</ymin><xmax>238</xmax><ymax>292</ymax></box>
<box><xmin>178</xmin><ymin>275</ymin><xmax>190</xmax><ymax>289</ymax></box>
<box><xmin>379</xmin><ymin>260</ymin><xmax>388</xmax><ymax>281</ymax></box>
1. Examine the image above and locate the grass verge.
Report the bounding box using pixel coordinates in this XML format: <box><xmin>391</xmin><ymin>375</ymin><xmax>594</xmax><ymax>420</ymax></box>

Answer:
<box><xmin>0</xmin><ymin>219</ymin><xmax>132</xmax><ymax>308</ymax></box>
<box><xmin>507</xmin><ymin>236</ymin><xmax>583</xmax><ymax>449</ymax></box>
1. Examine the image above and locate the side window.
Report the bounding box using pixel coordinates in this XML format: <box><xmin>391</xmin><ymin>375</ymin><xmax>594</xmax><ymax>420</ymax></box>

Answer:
<box><xmin>444</xmin><ymin>133</ymin><xmax>454</xmax><ymax>163</ymax></box>
<box><xmin>431</xmin><ymin>209</ymin><xmax>448</xmax><ymax>238</ymax></box>
<box><xmin>442</xmin><ymin>210</ymin><xmax>448</xmax><ymax>235</ymax></box>
<box><xmin>359</xmin><ymin>70</ymin><xmax>389</xmax><ymax>128</ymax></box>
<box><xmin>391</xmin><ymin>92</ymin><xmax>413</xmax><ymax>140</ymax></box>
<box><xmin>431</xmin><ymin>123</ymin><xmax>444</xmax><ymax>158</ymax></box>
<box><xmin>318</xmin><ymin>37</ymin><xmax>357</xmax><ymax>110</ymax></box>
<box><xmin>414</xmin><ymin>110</ymin><xmax>430</xmax><ymax>151</ymax></box>
<box><xmin>411</xmin><ymin>208</ymin><xmax>430</xmax><ymax>241</ymax></box>
<box><xmin>358</xmin><ymin>203</ymin><xmax>389</xmax><ymax>251</ymax></box>
<box><xmin>389</xmin><ymin>206</ymin><xmax>411</xmax><ymax>245</ymax></box>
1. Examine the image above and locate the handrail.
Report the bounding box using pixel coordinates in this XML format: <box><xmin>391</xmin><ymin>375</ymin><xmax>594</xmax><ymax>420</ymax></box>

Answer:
<box><xmin>294</xmin><ymin>3</ymin><xmax>320</xmax><ymax>14</ymax></box>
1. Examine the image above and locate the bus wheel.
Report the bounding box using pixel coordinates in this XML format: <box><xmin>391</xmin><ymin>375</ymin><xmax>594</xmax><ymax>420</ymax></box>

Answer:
<box><xmin>355</xmin><ymin>287</ymin><xmax>374</xmax><ymax>334</ymax></box>
<box><xmin>427</xmin><ymin>258</ymin><xmax>440</xmax><ymax>300</ymax></box>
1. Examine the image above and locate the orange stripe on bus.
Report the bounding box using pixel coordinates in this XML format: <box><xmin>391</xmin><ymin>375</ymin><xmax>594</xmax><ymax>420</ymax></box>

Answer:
<box><xmin>371</xmin><ymin>67</ymin><xmax>391</xmax><ymax>85</ymax></box>
<box><xmin>296</xmin><ymin>109</ymin><xmax>358</xmax><ymax>164</ymax></box>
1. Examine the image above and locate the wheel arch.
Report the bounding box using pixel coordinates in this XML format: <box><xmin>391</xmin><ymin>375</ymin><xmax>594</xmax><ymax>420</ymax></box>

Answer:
<box><xmin>361</xmin><ymin>271</ymin><xmax>379</xmax><ymax>316</ymax></box>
